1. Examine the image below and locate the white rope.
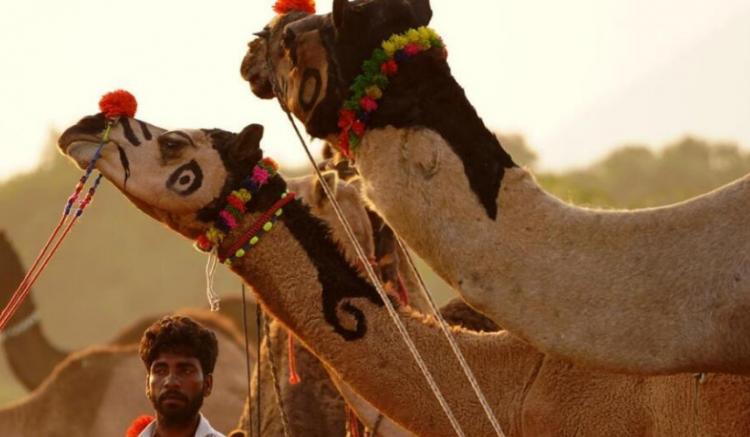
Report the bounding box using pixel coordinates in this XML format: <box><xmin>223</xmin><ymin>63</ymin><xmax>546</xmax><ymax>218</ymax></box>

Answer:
<box><xmin>396</xmin><ymin>237</ymin><xmax>505</xmax><ymax>436</ymax></box>
<box><xmin>0</xmin><ymin>310</ymin><xmax>39</xmax><ymax>341</ymax></box>
<box><xmin>286</xmin><ymin>114</ymin><xmax>466</xmax><ymax>437</ymax></box>
<box><xmin>204</xmin><ymin>247</ymin><xmax>221</xmax><ymax>311</ymax></box>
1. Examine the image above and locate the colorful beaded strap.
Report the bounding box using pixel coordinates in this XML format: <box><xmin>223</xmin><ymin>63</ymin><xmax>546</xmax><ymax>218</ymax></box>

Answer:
<box><xmin>195</xmin><ymin>157</ymin><xmax>280</xmax><ymax>253</ymax></box>
<box><xmin>336</xmin><ymin>26</ymin><xmax>445</xmax><ymax>157</ymax></box>
<box><xmin>219</xmin><ymin>191</ymin><xmax>296</xmax><ymax>264</ymax></box>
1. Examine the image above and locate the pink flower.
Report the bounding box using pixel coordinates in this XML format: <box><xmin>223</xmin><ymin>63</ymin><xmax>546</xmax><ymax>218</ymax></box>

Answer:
<box><xmin>220</xmin><ymin>210</ymin><xmax>238</xmax><ymax>228</ymax></box>
<box><xmin>252</xmin><ymin>166</ymin><xmax>270</xmax><ymax>184</ymax></box>
<box><xmin>380</xmin><ymin>59</ymin><xmax>398</xmax><ymax>76</ymax></box>
<box><xmin>404</xmin><ymin>43</ymin><xmax>422</xmax><ymax>56</ymax></box>
<box><xmin>338</xmin><ymin>109</ymin><xmax>355</xmax><ymax>129</ymax></box>
<box><xmin>352</xmin><ymin>120</ymin><xmax>366</xmax><ymax>136</ymax></box>
<box><xmin>359</xmin><ymin>96</ymin><xmax>378</xmax><ymax>113</ymax></box>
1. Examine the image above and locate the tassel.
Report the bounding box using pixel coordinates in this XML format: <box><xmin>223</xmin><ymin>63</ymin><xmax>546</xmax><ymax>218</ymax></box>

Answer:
<box><xmin>205</xmin><ymin>247</ymin><xmax>221</xmax><ymax>311</ymax></box>
<box><xmin>347</xmin><ymin>406</ymin><xmax>361</xmax><ymax>437</ymax></box>
<box><xmin>288</xmin><ymin>333</ymin><xmax>301</xmax><ymax>385</ymax></box>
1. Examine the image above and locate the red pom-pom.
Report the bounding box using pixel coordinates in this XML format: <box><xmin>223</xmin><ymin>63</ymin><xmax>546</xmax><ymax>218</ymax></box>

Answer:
<box><xmin>125</xmin><ymin>415</ymin><xmax>154</xmax><ymax>437</ymax></box>
<box><xmin>273</xmin><ymin>0</ymin><xmax>315</xmax><ymax>14</ymax></box>
<box><xmin>99</xmin><ymin>89</ymin><xmax>137</xmax><ymax>119</ymax></box>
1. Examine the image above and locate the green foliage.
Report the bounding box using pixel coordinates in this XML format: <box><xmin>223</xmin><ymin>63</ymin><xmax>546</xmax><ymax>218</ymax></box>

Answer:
<box><xmin>540</xmin><ymin>136</ymin><xmax>750</xmax><ymax>208</ymax></box>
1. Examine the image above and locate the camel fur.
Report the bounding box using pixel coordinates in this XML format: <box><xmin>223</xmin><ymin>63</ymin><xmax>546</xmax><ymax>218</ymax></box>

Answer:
<box><xmin>58</xmin><ymin>114</ymin><xmax>750</xmax><ymax>436</ymax></box>
<box><xmin>239</xmin><ymin>0</ymin><xmax>750</xmax><ymax>374</ymax></box>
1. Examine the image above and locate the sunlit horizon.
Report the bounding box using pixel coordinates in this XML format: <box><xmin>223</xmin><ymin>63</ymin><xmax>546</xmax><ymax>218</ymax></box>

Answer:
<box><xmin>1</xmin><ymin>0</ymin><xmax>749</xmax><ymax>183</ymax></box>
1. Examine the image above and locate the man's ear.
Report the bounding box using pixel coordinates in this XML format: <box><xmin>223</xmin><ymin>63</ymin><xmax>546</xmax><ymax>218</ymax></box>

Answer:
<box><xmin>312</xmin><ymin>170</ymin><xmax>339</xmax><ymax>207</ymax></box>
<box><xmin>203</xmin><ymin>373</ymin><xmax>214</xmax><ymax>397</ymax></box>
<box><xmin>230</xmin><ymin>124</ymin><xmax>264</xmax><ymax>163</ymax></box>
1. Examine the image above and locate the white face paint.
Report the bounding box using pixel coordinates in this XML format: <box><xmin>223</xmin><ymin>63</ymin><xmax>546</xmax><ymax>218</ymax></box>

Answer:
<box><xmin>61</xmin><ymin>117</ymin><xmax>229</xmax><ymax>215</ymax></box>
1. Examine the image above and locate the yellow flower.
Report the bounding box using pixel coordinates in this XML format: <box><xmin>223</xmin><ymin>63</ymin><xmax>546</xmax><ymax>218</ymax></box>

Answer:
<box><xmin>206</xmin><ymin>227</ymin><xmax>224</xmax><ymax>244</ymax></box>
<box><xmin>382</xmin><ymin>41</ymin><xmax>397</xmax><ymax>57</ymax></box>
<box><xmin>392</xmin><ymin>35</ymin><xmax>408</xmax><ymax>49</ymax></box>
<box><xmin>235</xmin><ymin>189</ymin><xmax>252</xmax><ymax>202</ymax></box>
<box><xmin>366</xmin><ymin>86</ymin><xmax>383</xmax><ymax>99</ymax></box>
<box><xmin>406</xmin><ymin>29</ymin><xmax>421</xmax><ymax>43</ymax></box>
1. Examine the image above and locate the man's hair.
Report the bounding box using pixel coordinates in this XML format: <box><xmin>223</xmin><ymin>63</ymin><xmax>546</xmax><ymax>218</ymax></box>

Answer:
<box><xmin>139</xmin><ymin>315</ymin><xmax>219</xmax><ymax>375</ymax></box>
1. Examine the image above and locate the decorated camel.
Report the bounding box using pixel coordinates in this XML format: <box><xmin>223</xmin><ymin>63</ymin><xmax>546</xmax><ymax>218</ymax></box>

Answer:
<box><xmin>58</xmin><ymin>112</ymin><xmax>750</xmax><ymax>436</ymax></box>
<box><xmin>1</xmin><ymin>175</ymin><xmax>406</xmax><ymax>435</ymax></box>
<box><xmin>0</xmin><ymin>310</ymin><xmax>248</xmax><ymax>435</ymax></box>
<box><xmin>239</xmin><ymin>0</ymin><xmax>750</xmax><ymax>375</ymax></box>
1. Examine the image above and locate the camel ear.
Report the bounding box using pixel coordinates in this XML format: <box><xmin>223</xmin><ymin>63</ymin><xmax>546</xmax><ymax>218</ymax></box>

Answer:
<box><xmin>227</xmin><ymin>430</ymin><xmax>247</xmax><ymax>437</ymax></box>
<box><xmin>332</xmin><ymin>0</ymin><xmax>349</xmax><ymax>31</ymax></box>
<box><xmin>410</xmin><ymin>0</ymin><xmax>433</xmax><ymax>26</ymax></box>
<box><xmin>230</xmin><ymin>124</ymin><xmax>264</xmax><ymax>163</ymax></box>
<box><xmin>312</xmin><ymin>170</ymin><xmax>339</xmax><ymax>207</ymax></box>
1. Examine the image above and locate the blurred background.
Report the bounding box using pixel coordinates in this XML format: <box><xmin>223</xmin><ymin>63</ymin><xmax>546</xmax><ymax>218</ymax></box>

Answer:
<box><xmin>1</xmin><ymin>0</ymin><xmax>749</xmax><ymax>404</ymax></box>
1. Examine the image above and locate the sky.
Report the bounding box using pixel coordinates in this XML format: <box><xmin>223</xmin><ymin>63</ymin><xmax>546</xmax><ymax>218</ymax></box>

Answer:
<box><xmin>1</xmin><ymin>0</ymin><xmax>749</xmax><ymax>182</ymax></box>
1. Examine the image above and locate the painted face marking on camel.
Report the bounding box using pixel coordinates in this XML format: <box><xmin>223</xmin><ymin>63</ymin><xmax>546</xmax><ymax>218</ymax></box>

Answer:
<box><xmin>116</xmin><ymin>144</ymin><xmax>131</xmax><ymax>189</ymax></box>
<box><xmin>138</xmin><ymin>119</ymin><xmax>153</xmax><ymax>140</ymax></box>
<box><xmin>166</xmin><ymin>160</ymin><xmax>203</xmax><ymax>196</ymax></box>
<box><xmin>120</xmin><ymin>117</ymin><xmax>141</xmax><ymax>146</ymax></box>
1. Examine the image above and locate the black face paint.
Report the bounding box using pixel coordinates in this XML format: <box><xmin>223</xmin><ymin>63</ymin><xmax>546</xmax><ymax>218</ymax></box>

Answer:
<box><xmin>298</xmin><ymin>68</ymin><xmax>322</xmax><ymax>112</ymax></box>
<box><xmin>166</xmin><ymin>160</ymin><xmax>203</xmax><ymax>196</ymax></box>
<box><xmin>138</xmin><ymin>120</ymin><xmax>153</xmax><ymax>140</ymax></box>
<box><xmin>120</xmin><ymin>118</ymin><xmax>141</xmax><ymax>146</ymax></box>
<box><xmin>117</xmin><ymin>145</ymin><xmax>131</xmax><ymax>190</ymax></box>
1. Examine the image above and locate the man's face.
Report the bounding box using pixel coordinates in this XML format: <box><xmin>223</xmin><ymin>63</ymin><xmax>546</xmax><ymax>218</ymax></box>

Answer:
<box><xmin>146</xmin><ymin>351</ymin><xmax>212</xmax><ymax>425</ymax></box>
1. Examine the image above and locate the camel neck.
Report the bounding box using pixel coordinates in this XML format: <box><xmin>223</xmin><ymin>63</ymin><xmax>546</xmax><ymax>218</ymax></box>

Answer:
<box><xmin>367</xmin><ymin>49</ymin><xmax>516</xmax><ymax>219</ymax></box>
<box><xmin>224</xmin><ymin>192</ymin><xmax>537</xmax><ymax>435</ymax></box>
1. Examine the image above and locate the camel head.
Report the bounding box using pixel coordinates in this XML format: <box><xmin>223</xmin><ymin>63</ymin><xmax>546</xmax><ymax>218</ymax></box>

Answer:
<box><xmin>58</xmin><ymin>113</ymin><xmax>265</xmax><ymax>239</ymax></box>
<box><xmin>240</xmin><ymin>0</ymin><xmax>432</xmax><ymax>139</ymax></box>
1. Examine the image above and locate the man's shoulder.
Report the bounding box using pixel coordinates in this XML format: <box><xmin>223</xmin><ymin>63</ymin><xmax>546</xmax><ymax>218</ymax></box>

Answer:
<box><xmin>196</xmin><ymin>414</ymin><xmax>226</xmax><ymax>437</ymax></box>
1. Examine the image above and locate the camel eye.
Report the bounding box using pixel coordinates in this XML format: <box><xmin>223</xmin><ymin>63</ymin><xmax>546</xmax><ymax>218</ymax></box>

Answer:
<box><xmin>159</xmin><ymin>132</ymin><xmax>190</xmax><ymax>159</ymax></box>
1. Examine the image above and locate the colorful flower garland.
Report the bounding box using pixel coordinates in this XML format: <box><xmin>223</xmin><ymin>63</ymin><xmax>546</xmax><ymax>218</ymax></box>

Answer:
<box><xmin>194</xmin><ymin>157</ymin><xmax>280</xmax><ymax>254</ymax></box>
<box><xmin>336</xmin><ymin>26</ymin><xmax>445</xmax><ymax>157</ymax></box>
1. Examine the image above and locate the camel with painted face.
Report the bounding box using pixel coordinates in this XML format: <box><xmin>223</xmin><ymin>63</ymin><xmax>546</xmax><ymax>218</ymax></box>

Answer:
<box><xmin>239</xmin><ymin>0</ymin><xmax>750</xmax><ymax>375</ymax></box>
<box><xmin>58</xmin><ymin>112</ymin><xmax>750</xmax><ymax>436</ymax></box>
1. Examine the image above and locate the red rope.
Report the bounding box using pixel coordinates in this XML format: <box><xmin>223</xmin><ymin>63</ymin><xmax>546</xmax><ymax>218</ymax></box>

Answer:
<box><xmin>0</xmin><ymin>175</ymin><xmax>102</xmax><ymax>331</ymax></box>
<box><xmin>220</xmin><ymin>193</ymin><xmax>296</xmax><ymax>261</ymax></box>
<box><xmin>287</xmin><ymin>333</ymin><xmax>301</xmax><ymax>385</ymax></box>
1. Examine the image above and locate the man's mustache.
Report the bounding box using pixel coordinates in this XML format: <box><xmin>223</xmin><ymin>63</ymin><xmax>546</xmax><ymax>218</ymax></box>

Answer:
<box><xmin>158</xmin><ymin>391</ymin><xmax>189</xmax><ymax>404</ymax></box>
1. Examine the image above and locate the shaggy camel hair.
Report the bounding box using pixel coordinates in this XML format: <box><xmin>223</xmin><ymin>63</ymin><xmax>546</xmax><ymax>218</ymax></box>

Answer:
<box><xmin>0</xmin><ymin>310</ymin><xmax>248</xmax><ymax>436</ymax></box>
<box><xmin>238</xmin><ymin>172</ymin><xmax>422</xmax><ymax>436</ymax></box>
<box><xmin>239</xmin><ymin>0</ymin><xmax>750</xmax><ymax>375</ymax></box>
<box><xmin>59</xmin><ymin>115</ymin><xmax>750</xmax><ymax>436</ymax></box>
<box><xmin>0</xmin><ymin>231</ymin><xmax>261</xmax><ymax>392</ymax></box>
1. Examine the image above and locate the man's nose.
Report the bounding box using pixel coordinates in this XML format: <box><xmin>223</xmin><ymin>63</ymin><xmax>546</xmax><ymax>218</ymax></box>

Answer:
<box><xmin>163</xmin><ymin>373</ymin><xmax>182</xmax><ymax>388</ymax></box>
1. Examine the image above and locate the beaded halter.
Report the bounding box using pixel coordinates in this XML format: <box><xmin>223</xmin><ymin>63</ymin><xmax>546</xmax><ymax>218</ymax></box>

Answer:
<box><xmin>194</xmin><ymin>157</ymin><xmax>296</xmax><ymax>265</ymax></box>
<box><xmin>336</xmin><ymin>26</ymin><xmax>445</xmax><ymax>157</ymax></box>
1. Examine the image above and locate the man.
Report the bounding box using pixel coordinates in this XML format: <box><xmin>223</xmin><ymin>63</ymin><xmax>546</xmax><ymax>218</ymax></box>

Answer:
<box><xmin>135</xmin><ymin>315</ymin><xmax>226</xmax><ymax>437</ymax></box>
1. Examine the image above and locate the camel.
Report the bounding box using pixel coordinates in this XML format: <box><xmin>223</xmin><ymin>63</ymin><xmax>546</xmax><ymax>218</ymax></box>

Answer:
<box><xmin>58</xmin><ymin>113</ymin><xmax>750</xmax><ymax>436</ymax></box>
<box><xmin>0</xmin><ymin>310</ymin><xmax>248</xmax><ymax>436</ymax></box>
<box><xmin>239</xmin><ymin>0</ymin><xmax>750</xmax><ymax>375</ymax></box>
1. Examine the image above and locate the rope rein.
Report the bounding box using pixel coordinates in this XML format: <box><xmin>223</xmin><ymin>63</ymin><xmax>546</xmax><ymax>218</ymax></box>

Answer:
<box><xmin>395</xmin><ymin>237</ymin><xmax>505</xmax><ymax>435</ymax></box>
<box><xmin>283</xmin><ymin>110</ymin><xmax>467</xmax><ymax>437</ymax></box>
<box><xmin>261</xmin><ymin>26</ymin><xmax>467</xmax><ymax>435</ymax></box>
<box><xmin>263</xmin><ymin>313</ymin><xmax>293</xmax><ymax>437</ymax></box>
<box><xmin>0</xmin><ymin>123</ymin><xmax>109</xmax><ymax>332</ymax></box>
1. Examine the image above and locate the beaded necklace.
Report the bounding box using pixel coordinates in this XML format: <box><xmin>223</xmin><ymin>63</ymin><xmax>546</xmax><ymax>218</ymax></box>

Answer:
<box><xmin>194</xmin><ymin>157</ymin><xmax>295</xmax><ymax>264</ymax></box>
<box><xmin>336</xmin><ymin>26</ymin><xmax>445</xmax><ymax>157</ymax></box>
